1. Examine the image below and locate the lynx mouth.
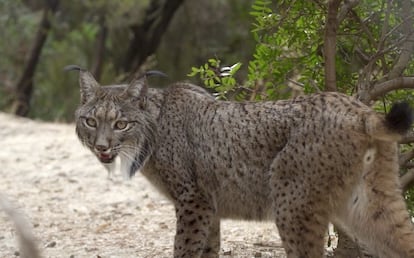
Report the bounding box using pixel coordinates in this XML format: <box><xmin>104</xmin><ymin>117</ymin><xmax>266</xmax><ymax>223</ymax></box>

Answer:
<box><xmin>97</xmin><ymin>152</ymin><xmax>116</xmax><ymax>163</ymax></box>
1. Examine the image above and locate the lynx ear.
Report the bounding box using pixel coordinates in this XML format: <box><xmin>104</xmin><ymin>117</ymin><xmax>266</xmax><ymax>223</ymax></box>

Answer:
<box><xmin>64</xmin><ymin>65</ymin><xmax>99</xmax><ymax>104</ymax></box>
<box><xmin>126</xmin><ymin>76</ymin><xmax>148</xmax><ymax>109</ymax></box>
<box><xmin>125</xmin><ymin>70</ymin><xmax>167</xmax><ymax>108</ymax></box>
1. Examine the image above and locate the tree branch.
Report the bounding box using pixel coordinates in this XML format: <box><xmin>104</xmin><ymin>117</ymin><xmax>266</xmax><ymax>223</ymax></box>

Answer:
<box><xmin>402</xmin><ymin>161</ymin><xmax>414</xmax><ymax>169</ymax></box>
<box><xmin>337</xmin><ymin>0</ymin><xmax>360</xmax><ymax>23</ymax></box>
<box><xmin>324</xmin><ymin>0</ymin><xmax>342</xmax><ymax>92</ymax></box>
<box><xmin>399</xmin><ymin>150</ymin><xmax>414</xmax><ymax>167</ymax></box>
<box><xmin>401</xmin><ymin>169</ymin><xmax>414</xmax><ymax>192</ymax></box>
<box><xmin>361</xmin><ymin>76</ymin><xmax>414</xmax><ymax>102</ymax></box>
<box><xmin>350</xmin><ymin>10</ymin><xmax>376</xmax><ymax>46</ymax></box>
<box><xmin>377</xmin><ymin>0</ymin><xmax>392</xmax><ymax>54</ymax></box>
<box><xmin>387</xmin><ymin>0</ymin><xmax>414</xmax><ymax>79</ymax></box>
<box><xmin>399</xmin><ymin>132</ymin><xmax>414</xmax><ymax>144</ymax></box>
<box><xmin>122</xmin><ymin>0</ymin><xmax>184</xmax><ymax>75</ymax></box>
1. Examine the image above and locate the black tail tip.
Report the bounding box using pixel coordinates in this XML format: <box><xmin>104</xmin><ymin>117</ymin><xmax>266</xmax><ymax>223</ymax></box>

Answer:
<box><xmin>386</xmin><ymin>102</ymin><xmax>413</xmax><ymax>134</ymax></box>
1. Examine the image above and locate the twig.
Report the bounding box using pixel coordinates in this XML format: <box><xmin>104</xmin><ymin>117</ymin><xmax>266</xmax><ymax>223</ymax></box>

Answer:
<box><xmin>287</xmin><ymin>78</ymin><xmax>305</xmax><ymax>88</ymax></box>
<box><xmin>309</xmin><ymin>79</ymin><xmax>322</xmax><ymax>93</ymax></box>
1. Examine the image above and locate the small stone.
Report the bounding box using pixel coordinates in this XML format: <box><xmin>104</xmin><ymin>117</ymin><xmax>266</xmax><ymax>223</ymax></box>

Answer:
<box><xmin>46</xmin><ymin>241</ymin><xmax>57</xmax><ymax>248</ymax></box>
<box><xmin>14</xmin><ymin>250</ymin><xmax>20</xmax><ymax>256</ymax></box>
<box><xmin>159</xmin><ymin>222</ymin><xmax>168</xmax><ymax>229</ymax></box>
<box><xmin>254</xmin><ymin>252</ymin><xmax>262</xmax><ymax>257</ymax></box>
<box><xmin>222</xmin><ymin>248</ymin><xmax>232</xmax><ymax>255</ymax></box>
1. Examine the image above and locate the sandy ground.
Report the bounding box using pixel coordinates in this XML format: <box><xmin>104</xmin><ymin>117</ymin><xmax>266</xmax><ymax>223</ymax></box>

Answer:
<box><xmin>0</xmin><ymin>113</ymin><xmax>287</xmax><ymax>258</ymax></box>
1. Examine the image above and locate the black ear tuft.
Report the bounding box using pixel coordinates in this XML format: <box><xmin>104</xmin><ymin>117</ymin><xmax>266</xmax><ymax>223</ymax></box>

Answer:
<box><xmin>385</xmin><ymin>102</ymin><xmax>413</xmax><ymax>134</ymax></box>
<box><xmin>144</xmin><ymin>70</ymin><xmax>168</xmax><ymax>78</ymax></box>
<box><xmin>64</xmin><ymin>65</ymin><xmax>99</xmax><ymax>104</ymax></box>
<box><xmin>63</xmin><ymin>65</ymin><xmax>85</xmax><ymax>72</ymax></box>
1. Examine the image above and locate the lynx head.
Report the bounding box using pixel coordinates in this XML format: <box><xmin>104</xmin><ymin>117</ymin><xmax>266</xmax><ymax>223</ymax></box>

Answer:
<box><xmin>67</xmin><ymin>65</ymin><xmax>157</xmax><ymax>178</ymax></box>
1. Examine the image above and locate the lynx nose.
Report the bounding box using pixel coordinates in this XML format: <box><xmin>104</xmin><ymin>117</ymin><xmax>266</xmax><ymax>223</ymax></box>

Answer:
<box><xmin>95</xmin><ymin>144</ymin><xmax>109</xmax><ymax>153</ymax></box>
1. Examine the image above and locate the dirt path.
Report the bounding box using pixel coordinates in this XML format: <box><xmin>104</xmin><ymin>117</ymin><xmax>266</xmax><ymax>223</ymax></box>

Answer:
<box><xmin>0</xmin><ymin>113</ymin><xmax>286</xmax><ymax>258</ymax></box>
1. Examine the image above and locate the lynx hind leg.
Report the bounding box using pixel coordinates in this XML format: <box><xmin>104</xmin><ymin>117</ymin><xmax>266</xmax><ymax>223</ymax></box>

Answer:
<box><xmin>275</xmin><ymin>206</ymin><xmax>328</xmax><ymax>258</ymax></box>
<box><xmin>174</xmin><ymin>190</ymin><xmax>219</xmax><ymax>258</ymax></box>
<box><xmin>271</xmin><ymin>145</ymin><xmax>330</xmax><ymax>258</ymax></box>
<box><xmin>338</xmin><ymin>142</ymin><xmax>414</xmax><ymax>258</ymax></box>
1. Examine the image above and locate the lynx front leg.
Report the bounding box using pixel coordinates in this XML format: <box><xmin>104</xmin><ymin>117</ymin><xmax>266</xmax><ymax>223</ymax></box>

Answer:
<box><xmin>173</xmin><ymin>193</ymin><xmax>218</xmax><ymax>258</ymax></box>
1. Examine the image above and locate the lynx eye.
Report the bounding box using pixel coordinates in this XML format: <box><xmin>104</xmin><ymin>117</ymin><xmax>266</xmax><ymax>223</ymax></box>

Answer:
<box><xmin>84</xmin><ymin>117</ymin><xmax>97</xmax><ymax>128</ymax></box>
<box><xmin>114</xmin><ymin>120</ymin><xmax>128</xmax><ymax>130</ymax></box>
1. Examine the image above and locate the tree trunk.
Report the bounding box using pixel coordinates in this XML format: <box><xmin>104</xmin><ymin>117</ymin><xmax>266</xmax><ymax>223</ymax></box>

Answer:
<box><xmin>323</xmin><ymin>1</ymin><xmax>379</xmax><ymax>257</ymax></box>
<box><xmin>122</xmin><ymin>0</ymin><xmax>184</xmax><ymax>76</ymax></box>
<box><xmin>91</xmin><ymin>16</ymin><xmax>107</xmax><ymax>81</ymax></box>
<box><xmin>11</xmin><ymin>0</ymin><xmax>59</xmax><ymax>117</ymax></box>
<box><xmin>323</xmin><ymin>0</ymin><xmax>342</xmax><ymax>92</ymax></box>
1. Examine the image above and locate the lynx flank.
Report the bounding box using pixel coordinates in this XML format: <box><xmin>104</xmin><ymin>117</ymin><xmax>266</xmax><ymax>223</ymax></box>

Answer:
<box><xmin>69</xmin><ymin>65</ymin><xmax>414</xmax><ymax>258</ymax></box>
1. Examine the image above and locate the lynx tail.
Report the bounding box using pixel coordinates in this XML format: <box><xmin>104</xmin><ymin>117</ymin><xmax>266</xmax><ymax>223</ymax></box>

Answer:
<box><xmin>0</xmin><ymin>194</ymin><xmax>41</xmax><ymax>258</ymax></box>
<box><xmin>385</xmin><ymin>102</ymin><xmax>413</xmax><ymax>134</ymax></box>
<box><xmin>365</xmin><ymin>102</ymin><xmax>413</xmax><ymax>142</ymax></box>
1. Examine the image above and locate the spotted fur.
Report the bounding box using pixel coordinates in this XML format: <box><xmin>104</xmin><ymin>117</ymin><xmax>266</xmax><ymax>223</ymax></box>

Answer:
<box><xmin>72</xmin><ymin>67</ymin><xmax>414</xmax><ymax>258</ymax></box>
